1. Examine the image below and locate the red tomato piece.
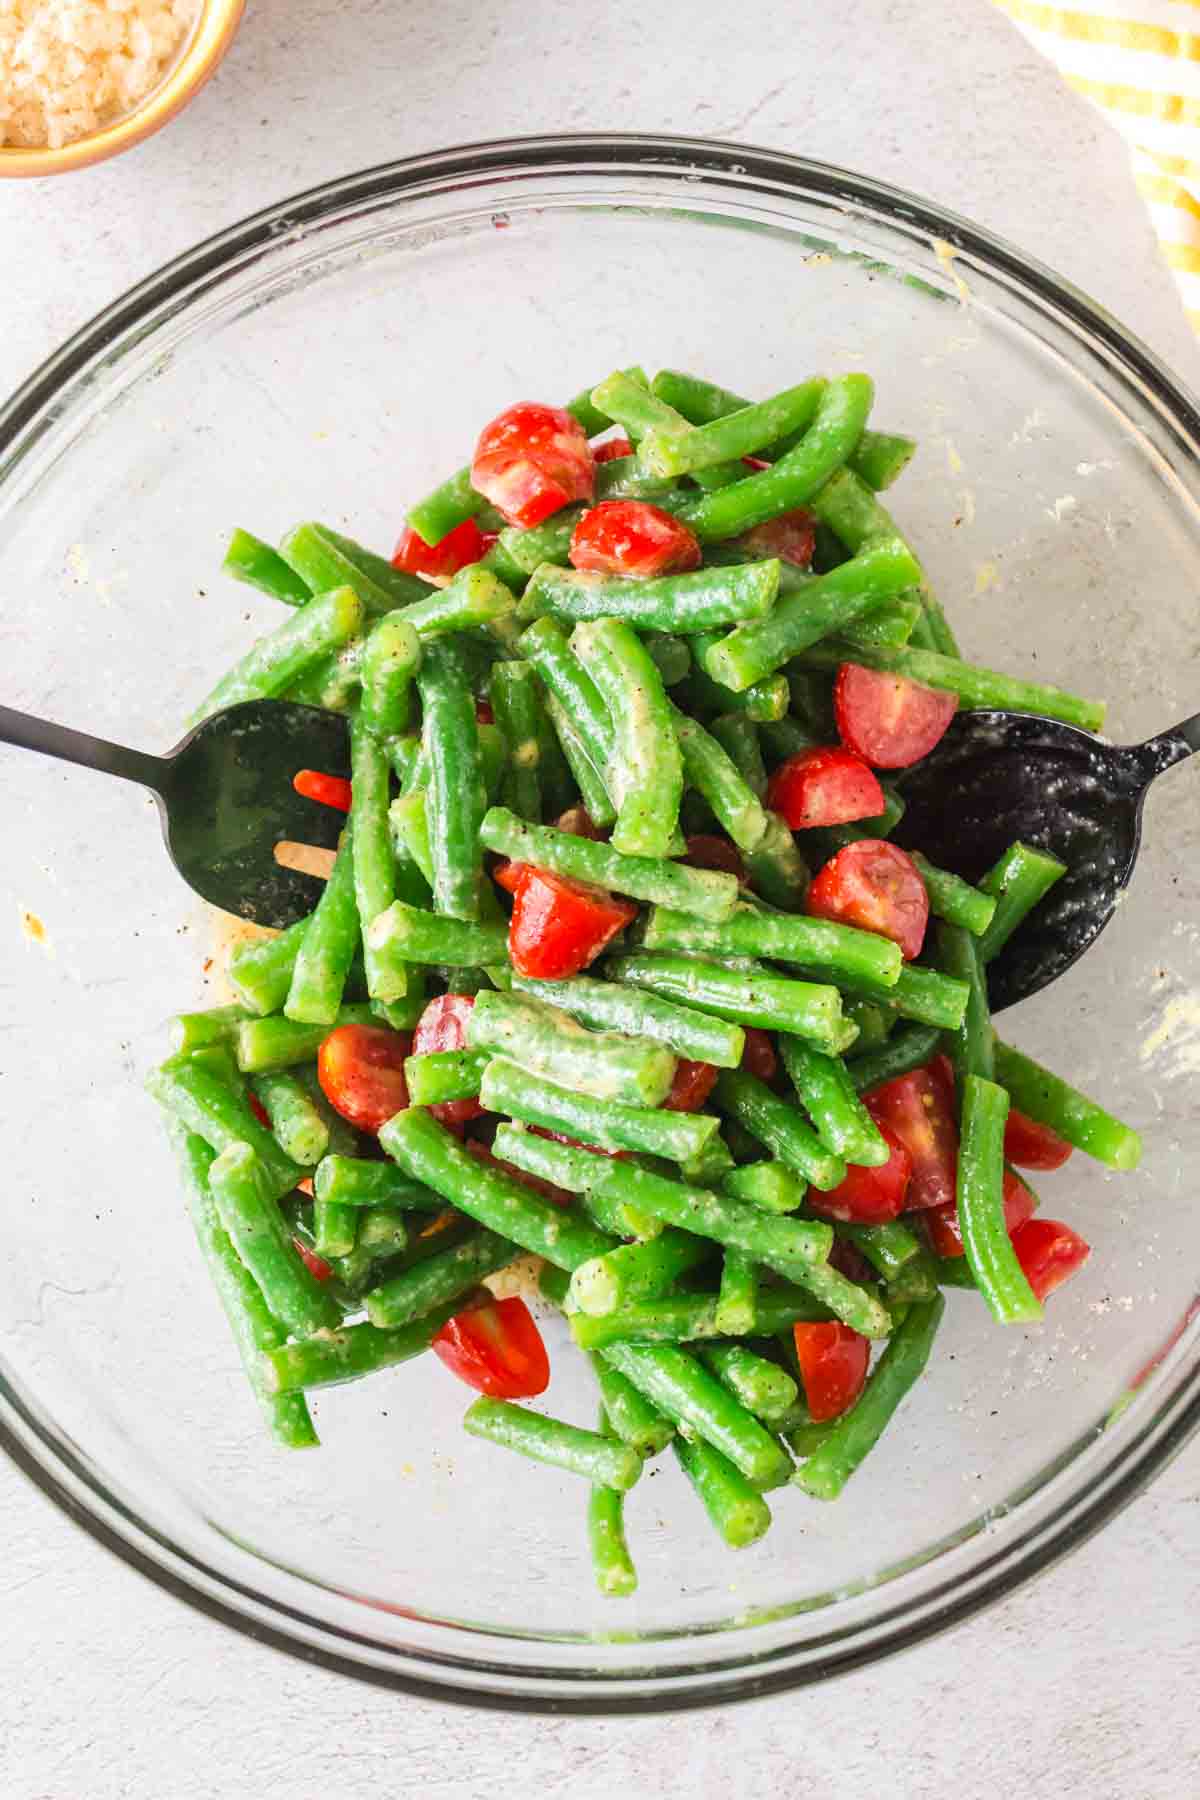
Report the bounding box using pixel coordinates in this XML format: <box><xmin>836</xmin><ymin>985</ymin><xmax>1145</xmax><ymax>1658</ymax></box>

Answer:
<box><xmin>863</xmin><ymin>1069</ymin><xmax>959</xmax><ymax>1211</ymax></box>
<box><xmin>317</xmin><ymin>1023</ymin><xmax>411</xmax><ymax>1133</ymax></box>
<box><xmin>593</xmin><ymin>435</ymin><xmax>634</xmax><ymax>463</ymax></box>
<box><xmin>681</xmin><ymin>834</ymin><xmax>746</xmax><ymax>882</ymax></box>
<box><xmin>492</xmin><ymin>858</ymin><xmax>526</xmax><ymax>896</ymax></box>
<box><xmin>738</xmin><ymin>507</ymin><xmax>816</xmax><ymax>568</ymax></box>
<box><xmin>740</xmin><ymin>1028</ymin><xmax>778</xmax><ymax>1083</ymax></box>
<box><xmin>507</xmin><ymin>865</ymin><xmax>636</xmax><ymax>980</ymax></box>
<box><xmin>923</xmin><ymin>1167</ymin><xmax>1038</xmax><ymax>1258</ymax></box>
<box><xmin>552</xmin><ymin>805</ymin><xmax>604</xmax><ymax>840</ymax></box>
<box><xmin>248</xmin><ymin>1091</ymin><xmax>272</xmax><ymax>1129</ymax></box>
<box><xmin>569</xmin><ymin>500</ymin><xmax>702</xmax><ymax>578</ymax></box>
<box><xmin>1004</xmin><ymin>1109</ymin><xmax>1074</xmax><ymax>1172</ymax></box>
<box><xmin>664</xmin><ymin>1059</ymin><xmax>719</xmax><ymax>1112</ymax></box>
<box><xmin>828</xmin><ymin>1238</ymin><xmax>875</xmax><ymax>1284</ymax></box>
<box><xmin>807</xmin><ymin>839</ymin><xmax>930</xmax><ymax>961</ymax></box>
<box><xmin>834</xmin><ymin>662</ymin><xmax>959</xmax><ymax>769</ymax></box>
<box><xmin>793</xmin><ymin>1321</ymin><xmax>870</xmax><ymax>1422</ymax></box>
<box><xmin>471</xmin><ymin>402</ymin><xmax>594</xmax><ymax>528</ymax></box>
<box><xmin>392</xmin><ymin>516</ymin><xmax>487</xmax><ymax>579</ymax></box>
<box><xmin>463</xmin><ymin>1135</ymin><xmax>576</xmax><ymax>1204</ymax></box>
<box><xmin>294</xmin><ymin>1239</ymin><xmax>335</xmax><ymax>1282</ymax></box>
<box><xmin>475</xmin><ymin>698</ymin><xmax>495</xmax><ymax>725</ymax></box>
<box><xmin>807</xmin><ymin>1121</ymin><xmax>912</xmax><ymax>1223</ymax></box>
<box><xmin>766</xmin><ymin>746</ymin><xmax>885</xmax><ymax>831</ymax></box>
<box><xmin>293</xmin><ymin>769</ymin><xmax>353</xmax><ymax>812</ymax></box>
<box><xmin>412</xmin><ymin>992</ymin><xmax>484</xmax><ymax>1128</ymax></box>
<box><xmin>1010</xmin><ymin>1218</ymin><xmax>1091</xmax><ymax>1302</ymax></box>
<box><xmin>432</xmin><ymin>1294</ymin><xmax>551</xmax><ymax>1398</ymax></box>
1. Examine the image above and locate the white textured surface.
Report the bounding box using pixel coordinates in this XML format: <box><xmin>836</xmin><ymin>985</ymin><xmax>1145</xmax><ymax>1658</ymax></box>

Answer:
<box><xmin>3</xmin><ymin>0</ymin><xmax>1200</xmax><ymax>1791</ymax></box>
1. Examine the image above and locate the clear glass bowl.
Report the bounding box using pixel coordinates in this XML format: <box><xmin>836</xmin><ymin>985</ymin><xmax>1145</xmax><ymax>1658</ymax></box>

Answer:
<box><xmin>2</xmin><ymin>135</ymin><xmax>1198</xmax><ymax>1711</ymax></box>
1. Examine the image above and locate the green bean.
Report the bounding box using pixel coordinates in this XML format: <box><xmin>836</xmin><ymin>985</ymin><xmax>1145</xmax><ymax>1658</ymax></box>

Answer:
<box><xmin>588</xmin><ymin>1355</ymin><xmax>675</xmax><ymax>1457</ymax></box>
<box><xmin>669</xmin><ymin>703</ymin><xmax>769</xmax><ymax>851</ymax></box>
<box><xmin>388</xmin><ymin>789</ymin><xmax>435</xmax><ymax>888</ymax></box>
<box><xmin>248</xmin><ymin>1070</ymin><xmax>329</xmax><ymax>1166</ymax></box>
<box><xmin>885</xmin><ymin>1243</ymin><xmax>941</xmax><ymax>1305</ymax></box>
<box><xmin>356</xmin><ymin>1206</ymin><xmax>410</xmax><ymax>1254</ymax></box>
<box><xmin>189</xmin><ymin>586</ymin><xmax>364</xmax><ymax>724</ymax></box>
<box><xmin>365</xmin><ymin>1226</ymin><xmax>515</xmax><ymax>1327</ymax></box>
<box><xmin>643</xmin><ymin>901</ymin><xmax>902</xmax><ymax>990</ymax></box>
<box><xmin>571</xmin><ymin>617</ymin><xmax>683</xmax><ymax>859</ymax></box>
<box><xmin>608</xmin><ymin>954</ymin><xmax>848</xmax><ymax>1055</ymax></box>
<box><xmin>380</xmin><ymin>1107</ymin><xmax>616</xmax><ymax>1270</ymax></box>
<box><xmin>793</xmin><ymin>639</ymin><xmax>1106</xmax><ymax>733</ymax></box>
<box><xmin>312</xmin><ymin>1191</ymin><xmax>358</xmax><ymax>1258</ymax></box>
<box><xmin>911</xmin><ymin>852</ymin><xmax>997</xmax><ymax>938</ymax></box>
<box><xmin>589</xmin><ymin>369</ymin><xmax>741</xmax><ymax>486</ymax></box>
<box><xmin>226</xmin><ymin>920</ymin><xmax>311</xmax><ymax>1015</ymax></box>
<box><xmin>713</xmin><ymin>1069</ymin><xmax>847</xmax><ymax>1192</ymax></box>
<box><xmin>804</xmin><ymin>785</ymin><xmax>907</xmax><ymax>864</ymax></box>
<box><xmin>790</xmin><ymin>1257</ymin><xmax>892</xmax><ymax>1338</ymax></box>
<box><xmin>403</xmin><ymin>1049</ymin><xmax>489</xmax><ymax>1106</ymax></box>
<box><xmin>349</xmin><ymin>718</ymin><xmax>408</xmax><ymax>1002</ymax></box>
<box><xmin>593</xmin><ymin>455</ymin><xmax>682</xmax><ymax>500</ymax></box>
<box><xmin>468</xmin><ymin>988</ymin><xmax>676</xmax><ymax>1108</ymax></box>
<box><xmin>679</xmin><ymin>1131</ymin><xmax>736</xmax><ymax>1187</ymax></box>
<box><xmin>841</xmin><ymin>596</ymin><xmax>922</xmax><ymax>650</ymax></box>
<box><xmin>977</xmin><ymin>842</ymin><xmax>1068</xmax><ymax>962</ymax></box>
<box><xmin>793</xmin><ymin>1293</ymin><xmax>944</xmax><ymax>1498</ymax></box>
<box><xmin>163</xmin><ymin>1039</ymin><xmax>240</xmax><ymax>1084</ymax></box>
<box><xmin>842</xmin><ymin>998</ymin><xmax>891</xmax><ymax>1054</ymax></box>
<box><xmin>722</xmin><ymin>1162</ymin><xmax>807</xmax><ymax>1215</ymax></box>
<box><xmin>602</xmin><ymin>1342</ymin><xmax>791</xmax><ymax>1485</ymax></box>
<box><xmin>284</xmin><ymin>826</ymin><xmax>359</xmax><ymax>1025</ymax></box>
<box><xmin>489</xmin><ymin>660</ymin><xmax>544</xmax><ymax>821</ymax></box>
<box><xmin>588</xmin><ymin>1431</ymin><xmax>638</xmax><ymax>1597</ymax></box>
<box><xmin>517</xmin><ymin>616</ymin><xmax>615</xmax><ymax>777</ymax></box>
<box><xmin>639</xmin><ymin>379</ymin><xmax>830</xmax><ymax>478</ymax></box>
<box><xmin>524</xmin><ymin>559</ymin><xmax>780</xmax><ymax>633</ymax></box>
<box><xmin>359</xmin><ymin>614</ymin><xmax>420</xmax><ymax>739</ymax></box>
<box><xmin>490</xmin><ymin>1125</ymin><xmax>664</xmax><ymax>1241</ymax></box>
<box><xmin>741</xmin><ymin>813</ymin><xmax>812</xmax><ymax>913</ymax></box>
<box><xmin>936</xmin><ymin>922</ymin><xmax>994</xmax><ymax>1087</ymax></box>
<box><xmin>640</xmin><ymin>632</ymin><xmax>690</xmax><ymax>689</ymax></box>
<box><xmin>510</xmin><ymin>972</ymin><xmax>744</xmax><ymax>1068</ymax></box>
<box><xmin>463</xmin><ymin>1396</ymin><xmax>642</xmax><ymax>1490</ymax></box>
<box><xmin>497</xmin><ymin>507</ymin><xmax>586</xmax><ymax>577</ymax></box>
<box><xmin>367</xmin><ymin>901</ymin><xmax>508</xmax><ymax>969</ymax></box>
<box><xmin>222</xmin><ymin>528</ymin><xmax>313</xmax><ymax>606</ymax></box>
<box><xmin>544</xmin><ymin>694</ymin><xmax>616</xmax><ymax>827</ymax></box>
<box><xmin>702</xmin><ymin>540</ymin><xmax>920</xmax><ymax>692</ymax></box>
<box><xmin>170</xmin><ymin>1128</ymin><xmax>318</xmax><ymax>1447</ymax></box>
<box><xmin>698</xmin><ymin>1341</ymin><xmax>799</xmax><ymax>1422</ymax></box>
<box><xmin>312</xmin><ymin>1155</ymin><xmax>442</xmax><ymax>1212</ymax></box>
<box><xmin>265</xmin><ymin>1298</ymin><xmax>462</xmax><ymax>1393</ymax></box>
<box><xmin>672</xmin><ymin>1433</ymin><xmax>772</xmax><ymax>1547</ymax></box>
<box><xmin>679</xmin><ymin>634</ymin><xmax>791</xmax><ymax>721</ymax></box>
<box><xmin>709</xmin><ymin>714</ymin><xmax>767</xmax><ymax>799</ymax></box>
<box><xmin>417</xmin><ymin>641</ymin><xmax>487</xmax><ymax>919</ymax></box>
<box><xmin>479</xmin><ymin>1057</ymin><xmax>718</xmax><ymax>1164</ymax></box>
<box><xmin>169</xmin><ymin>1004</ymin><xmax>250</xmax><ymax>1056</ymax></box>
<box><xmin>954</xmin><ymin>1075</ymin><xmax>1041</xmax><ymax>1324</ymax></box>
<box><xmin>205</xmin><ymin>1142</ymin><xmax>339</xmax><ymax>1335</ymax></box>
<box><xmin>805</xmin><ymin>464</ymin><xmax>953</xmax><ymax>652</ymax></box>
<box><xmin>778</xmin><ymin>1035</ymin><xmax>888</xmax><ymax>1167</ymax></box>
<box><xmin>793</xmin><ymin>962</ymin><xmax>969</xmax><ymax>1032</ymax></box>
<box><xmin>838</xmin><ymin>1220</ymin><xmax>923</xmax><ymax>1282</ymax></box>
<box><xmin>480</xmin><ymin>807</ymin><xmax>737</xmax><ymax>923</ymax></box>
<box><xmin>569</xmin><ymin>1229</ymin><xmax>711</xmax><ymax>1316</ymax></box>
<box><xmin>280</xmin><ymin>523</ymin><xmax>432</xmax><ymax>616</ymax></box>
<box><xmin>146</xmin><ymin>1058</ymin><xmax>302</xmax><ymax>1201</ymax></box>
<box><xmin>714</xmin><ymin>1249</ymin><xmax>757</xmax><ymax>1335</ymax></box>
<box><xmin>846</xmin><ymin>1023</ymin><xmax>943</xmax><ymax>1091</ymax></box>
<box><xmin>992</xmin><ymin>1041</ymin><xmax>1142</xmax><ymax>1169</ymax></box>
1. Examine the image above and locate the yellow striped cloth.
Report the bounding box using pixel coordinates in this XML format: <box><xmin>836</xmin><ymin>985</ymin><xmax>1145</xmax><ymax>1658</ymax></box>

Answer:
<box><xmin>994</xmin><ymin>0</ymin><xmax>1200</xmax><ymax>327</ymax></box>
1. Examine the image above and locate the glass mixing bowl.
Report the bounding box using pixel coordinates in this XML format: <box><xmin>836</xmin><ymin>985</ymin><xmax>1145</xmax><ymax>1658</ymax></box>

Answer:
<box><xmin>2</xmin><ymin>135</ymin><xmax>1198</xmax><ymax>1712</ymax></box>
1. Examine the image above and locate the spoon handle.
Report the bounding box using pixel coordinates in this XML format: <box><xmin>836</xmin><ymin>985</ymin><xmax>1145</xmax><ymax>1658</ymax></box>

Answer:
<box><xmin>0</xmin><ymin>703</ymin><xmax>170</xmax><ymax>793</ymax></box>
<box><xmin>1130</xmin><ymin>709</ymin><xmax>1200</xmax><ymax>786</ymax></box>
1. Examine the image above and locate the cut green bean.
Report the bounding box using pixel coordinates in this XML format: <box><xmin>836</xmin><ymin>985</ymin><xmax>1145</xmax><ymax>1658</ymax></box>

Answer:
<box><xmin>709</xmin><ymin>714</ymin><xmax>767</xmax><ymax>798</ymax></box>
<box><xmin>248</xmin><ymin>1070</ymin><xmax>329</xmax><ymax>1166</ymax></box>
<box><xmin>380</xmin><ymin>1106</ymin><xmax>616</xmax><ymax>1271</ymax></box>
<box><xmin>365</xmin><ymin>1226</ymin><xmax>515</xmax><ymax>1328</ymax></box>
<box><xmin>587</xmin><ymin>1354</ymin><xmax>675</xmax><ymax>1457</ymax></box>
<box><xmin>479</xmin><ymin>1056</ymin><xmax>718</xmax><ymax>1164</ymax></box>
<box><xmin>794</xmin><ymin>1294</ymin><xmax>945</xmax><ymax>1499</ymax></box>
<box><xmin>670</xmin><ymin>703</ymin><xmax>769</xmax><ymax>852</ymax></box>
<box><xmin>885</xmin><ymin>1243</ymin><xmax>941</xmax><ymax>1305</ymax></box>
<box><xmin>359</xmin><ymin>614</ymin><xmax>420</xmax><ymax>739</ymax></box>
<box><xmin>481</xmin><ymin>807</ymin><xmax>736</xmax><ymax>923</ymax></box>
<box><xmin>312</xmin><ymin>1193</ymin><xmax>358</xmax><ymax>1259</ymax></box>
<box><xmin>778</xmin><ymin>1034</ymin><xmax>889</xmax><ymax>1166</ymax></box>
<box><xmin>468</xmin><ymin>988</ymin><xmax>676</xmax><ymax>1108</ymax></box>
<box><xmin>639</xmin><ymin>379</ymin><xmax>830</xmax><ymax>478</ymax></box>
<box><xmin>279</xmin><ymin>523</ymin><xmax>432</xmax><ymax>617</ymax></box>
<box><xmin>792</xmin><ymin>962</ymin><xmax>969</xmax><ymax>1032</ymax></box>
<box><xmin>842</xmin><ymin>998</ymin><xmax>891</xmax><ymax>1053</ymax></box>
<box><xmin>189</xmin><ymin>585</ymin><xmax>364</xmax><ymax>724</ymax></box>
<box><xmin>741</xmin><ymin>812</ymin><xmax>812</xmax><ymax>913</ymax></box>
<box><xmin>403</xmin><ymin>1049</ymin><xmax>490</xmax><ymax>1106</ymax></box>
<box><xmin>678</xmin><ymin>648</ymin><xmax>791</xmax><ymax>724</ymax></box>
<box><xmin>169</xmin><ymin>1004</ymin><xmax>250</xmax><ymax>1056</ymax></box>
<box><xmin>715</xmin><ymin>1248</ymin><xmax>758</xmax><ymax>1335</ymax></box>
<box><xmin>313</xmin><ymin>1155</ymin><xmax>444</xmax><ymax>1212</ymax></box>
<box><xmin>356</xmin><ymin>1206</ymin><xmax>411</xmax><ymax>1255</ymax></box>
<box><xmin>672</xmin><ymin>1433</ymin><xmax>772</xmax><ymax>1548</ymax></box>
<box><xmin>838</xmin><ymin>1220</ymin><xmax>923</xmax><ymax>1282</ymax></box>
<box><xmin>418</xmin><ymin>640</ymin><xmax>487</xmax><ymax>920</ymax></box>
<box><xmin>608</xmin><ymin>954</ymin><xmax>848</xmax><ymax>1055</ymax></box>
<box><xmin>957</xmin><ymin>1075</ymin><xmax>1040</xmax><ymax>1324</ymax></box>
<box><xmin>510</xmin><ymin>972</ymin><xmax>743</xmax><ymax>1068</ymax></box>
<box><xmin>602</xmin><ymin>1341</ymin><xmax>791</xmax><ymax>1485</ymax></box>
<box><xmin>571</xmin><ymin>617</ymin><xmax>682</xmax><ymax>858</ymax></box>
<box><xmin>209</xmin><ymin>1142</ymin><xmax>341</xmax><ymax>1336</ymax></box>
<box><xmin>589</xmin><ymin>369</ymin><xmax>740</xmax><ymax>486</ymax></box>
<box><xmin>722</xmin><ymin>1162</ymin><xmax>807</xmax><ymax>1215</ymax></box>
<box><xmin>524</xmin><ymin>558</ymin><xmax>780</xmax><ymax>633</ymax></box>
<box><xmin>936</xmin><ymin>922</ymin><xmax>995</xmax><ymax>1086</ymax></box>
<box><xmin>569</xmin><ymin>1229</ymin><xmax>711</xmax><ymax>1315</ymax></box>
<box><xmin>464</xmin><ymin>1396</ymin><xmax>643</xmax><ymax>1490</ymax></box>
<box><xmin>227</xmin><ymin>919</ymin><xmax>312</xmax><ymax>1015</ymax></box>
<box><xmin>786</xmin><ymin>1257</ymin><xmax>892</xmax><ymax>1338</ymax></box>
<box><xmin>367</xmin><ymin>902</ymin><xmax>508</xmax><ymax>969</ymax></box>
<box><xmin>911</xmin><ymin>853</ymin><xmax>997</xmax><ymax>938</ymax></box>
<box><xmin>699</xmin><ymin>1341</ymin><xmax>799</xmax><ymax>1423</ymax></box>
<box><xmin>350</xmin><ymin>718</ymin><xmax>407</xmax><ymax>1002</ymax></box>
<box><xmin>146</xmin><ymin>1059</ymin><xmax>302</xmax><ymax>1202</ymax></box>
<box><xmin>284</xmin><ymin>825</ymin><xmax>359</xmax><ymax>1025</ymax></box>
<box><xmin>265</xmin><ymin>1297</ymin><xmax>463</xmax><ymax>1393</ymax></box>
<box><xmin>497</xmin><ymin>507</ymin><xmax>586</xmax><ymax>577</ymax></box>
<box><xmin>517</xmin><ymin>616</ymin><xmax>615</xmax><ymax>776</ymax></box>
<box><xmin>490</xmin><ymin>660</ymin><xmax>544</xmax><ymax>821</ymax></box>
<box><xmin>588</xmin><ymin>1441</ymin><xmax>638</xmax><ymax>1597</ymax></box>
<box><xmin>713</xmin><ymin>1069</ymin><xmax>848</xmax><ymax>1192</ymax></box>
<box><xmin>234</xmin><ymin>1003</ymin><xmax>374</xmax><ymax>1073</ymax></box>
<box><xmin>992</xmin><ymin>1041</ymin><xmax>1142</xmax><ymax>1170</ymax></box>
<box><xmin>389</xmin><ymin>789</ymin><xmax>435</xmax><ymax>887</ymax></box>
<box><xmin>544</xmin><ymin>693</ymin><xmax>617</xmax><ymax>827</ymax></box>
<box><xmin>847</xmin><ymin>1023</ymin><xmax>944</xmax><ymax>1091</ymax></box>
<box><xmin>223</xmin><ymin>528</ymin><xmax>313</xmax><ymax>606</ymax></box>
<box><xmin>977</xmin><ymin>842</ymin><xmax>1068</xmax><ymax>962</ymax></box>
<box><xmin>490</xmin><ymin>1125</ymin><xmax>664</xmax><ymax>1241</ymax></box>
<box><xmin>791</xmin><ymin>639</ymin><xmax>1106</xmax><ymax>733</ymax></box>
<box><xmin>643</xmin><ymin>901</ymin><xmax>902</xmax><ymax>990</ymax></box>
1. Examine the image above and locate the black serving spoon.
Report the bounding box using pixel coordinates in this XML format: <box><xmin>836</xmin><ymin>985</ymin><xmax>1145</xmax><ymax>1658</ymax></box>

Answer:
<box><xmin>0</xmin><ymin>700</ymin><xmax>351</xmax><ymax>928</ymax></box>
<box><xmin>893</xmin><ymin>707</ymin><xmax>1200</xmax><ymax>1012</ymax></box>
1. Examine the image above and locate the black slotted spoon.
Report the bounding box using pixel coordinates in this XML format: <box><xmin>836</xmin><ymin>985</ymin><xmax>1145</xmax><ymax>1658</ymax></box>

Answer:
<box><xmin>1</xmin><ymin>700</ymin><xmax>351</xmax><ymax>928</ymax></box>
<box><xmin>893</xmin><ymin>706</ymin><xmax>1200</xmax><ymax>1011</ymax></box>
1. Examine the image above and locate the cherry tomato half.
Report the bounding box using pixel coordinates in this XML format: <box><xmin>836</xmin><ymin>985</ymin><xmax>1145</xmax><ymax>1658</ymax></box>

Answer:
<box><xmin>293</xmin><ymin>769</ymin><xmax>353</xmax><ymax>812</ymax></box>
<box><xmin>807</xmin><ymin>1120</ymin><xmax>912</xmax><ymax>1223</ymax></box>
<box><xmin>807</xmin><ymin>839</ymin><xmax>930</xmax><ymax>961</ymax></box>
<box><xmin>738</xmin><ymin>507</ymin><xmax>816</xmax><ymax>568</ymax></box>
<box><xmin>664</xmin><ymin>1059</ymin><xmax>720</xmax><ymax>1112</ymax></box>
<box><xmin>681</xmin><ymin>835</ymin><xmax>746</xmax><ymax>882</ymax></box>
<box><xmin>392</xmin><ymin>516</ymin><xmax>488</xmax><ymax>579</ymax></box>
<box><xmin>317</xmin><ymin>1023</ymin><xmax>411</xmax><ymax>1133</ymax></box>
<box><xmin>834</xmin><ymin>662</ymin><xmax>959</xmax><ymax>769</ymax></box>
<box><xmin>792</xmin><ymin>1321</ymin><xmax>870</xmax><ymax>1421</ymax></box>
<box><xmin>593</xmin><ymin>435</ymin><xmax>634</xmax><ymax>463</ymax></box>
<box><xmin>569</xmin><ymin>500</ymin><xmax>701</xmax><ymax>578</ymax></box>
<box><xmin>863</xmin><ymin>1068</ymin><xmax>959</xmax><ymax>1211</ymax></box>
<box><xmin>766</xmin><ymin>746</ymin><xmax>885</xmax><ymax>831</ymax></box>
<box><xmin>412</xmin><ymin>993</ymin><xmax>484</xmax><ymax>1128</ymax></box>
<box><xmin>432</xmin><ymin>1294</ymin><xmax>550</xmax><ymax>1398</ymax></box>
<box><xmin>471</xmin><ymin>402</ymin><xmax>594</xmax><ymax>528</ymax></box>
<box><xmin>1004</xmin><ymin>1109</ymin><xmax>1074</xmax><ymax>1172</ymax></box>
<box><xmin>740</xmin><ymin>1028</ymin><xmax>778</xmax><ymax>1083</ymax></box>
<box><xmin>923</xmin><ymin>1167</ymin><xmax>1038</xmax><ymax>1258</ymax></box>
<box><xmin>1010</xmin><ymin>1217</ymin><xmax>1091</xmax><ymax>1302</ymax></box>
<box><xmin>505</xmin><ymin>864</ymin><xmax>637</xmax><ymax>980</ymax></box>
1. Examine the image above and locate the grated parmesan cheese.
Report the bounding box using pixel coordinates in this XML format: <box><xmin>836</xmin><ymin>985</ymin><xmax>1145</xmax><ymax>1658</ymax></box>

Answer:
<box><xmin>0</xmin><ymin>0</ymin><xmax>198</xmax><ymax>151</ymax></box>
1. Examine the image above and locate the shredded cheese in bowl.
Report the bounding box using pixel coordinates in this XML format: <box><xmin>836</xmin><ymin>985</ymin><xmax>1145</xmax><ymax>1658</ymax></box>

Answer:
<box><xmin>0</xmin><ymin>0</ymin><xmax>199</xmax><ymax>151</ymax></box>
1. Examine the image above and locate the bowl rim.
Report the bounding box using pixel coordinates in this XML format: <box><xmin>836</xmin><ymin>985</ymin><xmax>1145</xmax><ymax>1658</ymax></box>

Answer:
<box><xmin>2</xmin><ymin>130</ymin><xmax>1198</xmax><ymax>1710</ymax></box>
